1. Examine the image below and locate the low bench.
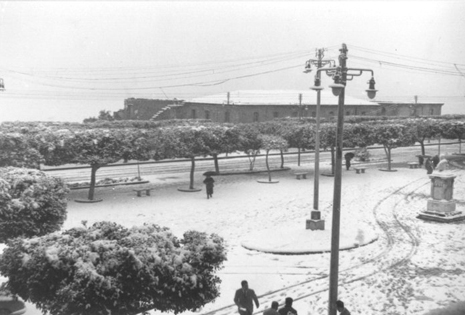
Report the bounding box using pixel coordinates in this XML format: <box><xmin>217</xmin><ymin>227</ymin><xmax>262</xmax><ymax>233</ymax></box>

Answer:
<box><xmin>133</xmin><ymin>187</ymin><xmax>154</xmax><ymax>197</ymax></box>
<box><xmin>354</xmin><ymin>167</ymin><xmax>367</xmax><ymax>174</ymax></box>
<box><xmin>295</xmin><ymin>172</ymin><xmax>309</xmax><ymax>180</ymax></box>
<box><xmin>408</xmin><ymin>162</ymin><xmax>420</xmax><ymax>169</ymax></box>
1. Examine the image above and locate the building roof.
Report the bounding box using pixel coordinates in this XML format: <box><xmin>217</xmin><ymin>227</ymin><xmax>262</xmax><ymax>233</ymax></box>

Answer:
<box><xmin>187</xmin><ymin>90</ymin><xmax>378</xmax><ymax>106</ymax></box>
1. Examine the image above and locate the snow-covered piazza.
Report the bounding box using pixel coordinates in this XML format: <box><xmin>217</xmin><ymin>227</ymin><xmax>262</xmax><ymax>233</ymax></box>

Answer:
<box><xmin>3</xmin><ymin>148</ymin><xmax>463</xmax><ymax>315</ymax></box>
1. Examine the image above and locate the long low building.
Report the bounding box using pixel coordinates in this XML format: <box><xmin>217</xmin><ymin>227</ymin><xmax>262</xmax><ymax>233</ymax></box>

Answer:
<box><xmin>114</xmin><ymin>90</ymin><xmax>443</xmax><ymax>123</ymax></box>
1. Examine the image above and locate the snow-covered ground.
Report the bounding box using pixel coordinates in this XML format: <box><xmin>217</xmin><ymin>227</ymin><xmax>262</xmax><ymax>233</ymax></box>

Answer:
<box><xmin>2</xmin><ymin>158</ymin><xmax>465</xmax><ymax>315</ymax></box>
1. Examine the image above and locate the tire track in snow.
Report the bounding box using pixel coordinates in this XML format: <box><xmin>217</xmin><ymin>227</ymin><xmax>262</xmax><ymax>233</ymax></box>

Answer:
<box><xmin>200</xmin><ymin>177</ymin><xmax>429</xmax><ymax>315</ymax></box>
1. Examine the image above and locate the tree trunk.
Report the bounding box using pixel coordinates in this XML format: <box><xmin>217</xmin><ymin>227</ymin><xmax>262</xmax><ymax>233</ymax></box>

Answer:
<box><xmin>213</xmin><ymin>154</ymin><xmax>220</xmax><ymax>174</ymax></box>
<box><xmin>460</xmin><ymin>138</ymin><xmax>462</xmax><ymax>154</ymax></box>
<box><xmin>88</xmin><ymin>164</ymin><xmax>101</xmax><ymax>201</ymax></box>
<box><xmin>297</xmin><ymin>147</ymin><xmax>301</xmax><ymax>166</ymax></box>
<box><xmin>248</xmin><ymin>152</ymin><xmax>257</xmax><ymax>171</ymax></box>
<box><xmin>387</xmin><ymin>147</ymin><xmax>392</xmax><ymax>171</ymax></box>
<box><xmin>420</xmin><ymin>140</ymin><xmax>425</xmax><ymax>156</ymax></box>
<box><xmin>330</xmin><ymin>146</ymin><xmax>335</xmax><ymax>175</ymax></box>
<box><xmin>190</xmin><ymin>156</ymin><xmax>195</xmax><ymax>190</ymax></box>
<box><xmin>280</xmin><ymin>150</ymin><xmax>284</xmax><ymax>169</ymax></box>
<box><xmin>266</xmin><ymin>149</ymin><xmax>271</xmax><ymax>182</ymax></box>
<box><xmin>438</xmin><ymin>137</ymin><xmax>441</xmax><ymax>155</ymax></box>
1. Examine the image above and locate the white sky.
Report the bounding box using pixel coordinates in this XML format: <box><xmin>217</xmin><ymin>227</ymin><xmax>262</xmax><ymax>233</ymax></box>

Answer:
<box><xmin>0</xmin><ymin>0</ymin><xmax>464</xmax><ymax>122</ymax></box>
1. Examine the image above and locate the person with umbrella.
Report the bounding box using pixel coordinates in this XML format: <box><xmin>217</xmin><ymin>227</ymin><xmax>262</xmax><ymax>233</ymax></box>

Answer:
<box><xmin>344</xmin><ymin>152</ymin><xmax>355</xmax><ymax>170</ymax></box>
<box><xmin>203</xmin><ymin>171</ymin><xmax>215</xmax><ymax>199</ymax></box>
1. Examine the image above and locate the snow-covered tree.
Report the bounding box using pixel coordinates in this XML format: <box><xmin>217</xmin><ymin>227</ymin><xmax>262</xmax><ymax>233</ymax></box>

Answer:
<box><xmin>238</xmin><ymin>124</ymin><xmax>262</xmax><ymax>171</ymax></box>
<box><xmin>0</xmin><ymin>221</ymin><xmax>227</xmax><ymax>315</ymax></box>
<box><xmin>0</xmin><ymin>167</ymin><xmax>69</xmax><ymax>243</ymax></box>
<box><xmin>440</xmin><ymin>120</ymin><xmax>465</xmax><ymax>154</ymax></box>
<box><xmin>0</xmin><ymin>132</ymin><xmax>42</xmax><ymax>169</ymax></box>
<box><xmin>259</xmin><ymin>134</ymin><xmax>288</xmax><ymax>182</ymax></box>
<box><xmin>371</xmin><ymin>124</ymin><xmax>416</xmax><ymax>171</ymax></box>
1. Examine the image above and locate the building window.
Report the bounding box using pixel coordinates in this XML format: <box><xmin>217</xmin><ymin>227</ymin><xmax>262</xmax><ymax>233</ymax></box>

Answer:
<box><xmin>329</xmin><ymin>111</ymin><xmax>334</xmax><ymax>116</ymax></box>
<box><xmin>225</xmin><ymin>111</ymin><xmax>230</xmax><ymax>122</ymax></box>
<box><xmin>361</xmin><ymin>111</ymin><xmax>366</xmax><ymax>116</ymax></box>
<box><xmin>292</xmin><ymin>112</ymin><xmax>298</xmax><ymax>117</ymax></box>
<box><xmin>253</xmin><ymin>112</ymin><xmax>259</xmax><ymax>122</ymax></box>
<box><xmin>311</xmin><ymin>111</ymin><xmax>316</xmax><ymax>117</ymax></box>
<box><xmin>273</xmin><ymin>111</ymin><xmax>279</xmax><ymax>118</ymax></box>
<box><xmin>346</xmin><ymin>111</ymin><xmax>350</xmax><ymax>116</ymax></box>
<box><xmin>381</xmin><ymin>107</ymin><xmax>386</xmax><ymax>115</ymax></box>
<box><xmin>205</xmin><ymin>110</ymin><xmax>210</xmax><ymax>119</ymax></box>
<box><xmin>430</xmin><ymin>108</ymin><xmax>434</xmax><ymax>115</ymax></box>
<box><xmin>191</xmin><ymin>109</ymin><xmax>196</xmax><ymax>119</ymax></box>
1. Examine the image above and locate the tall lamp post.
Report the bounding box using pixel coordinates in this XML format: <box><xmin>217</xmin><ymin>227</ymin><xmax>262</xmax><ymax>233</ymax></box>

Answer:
<box><xmin>309</xmin><ymin>44</ymin><xmax>378</xmax><ymax>315</ymax></box>
<box><xmin>303</xmin><ymin>48</ymin><xmax>335</xmax><ymax>215</ymax></box>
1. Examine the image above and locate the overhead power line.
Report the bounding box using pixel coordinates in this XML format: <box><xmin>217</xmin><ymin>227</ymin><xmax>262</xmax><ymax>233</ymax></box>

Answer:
<box><xmin>349</xmin><ymin>55</ymin><xmax>463</xmax><ymax>77</ymax></box>
<box><xmin>348</xmin><ymin>44</ymin><xmax>465</xmax><ymax>67</ymax></box>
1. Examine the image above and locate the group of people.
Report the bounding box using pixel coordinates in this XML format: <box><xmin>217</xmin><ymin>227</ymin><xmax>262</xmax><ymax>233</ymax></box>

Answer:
<box><xmin>234</xmin><ymin>280</ymin><xmax>350</xmax><ymax>315</ymax></box>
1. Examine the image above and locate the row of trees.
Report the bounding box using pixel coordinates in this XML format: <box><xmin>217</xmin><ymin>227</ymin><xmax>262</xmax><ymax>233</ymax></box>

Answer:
<box><xmin>1</xmin><ymin>118</ymin><xmax>464</xmax><ymax>199</ymax></box>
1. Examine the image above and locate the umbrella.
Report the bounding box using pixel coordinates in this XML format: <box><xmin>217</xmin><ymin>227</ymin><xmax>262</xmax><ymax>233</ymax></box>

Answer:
<box><xmin>203</xmin><ymin>171</ymin><xmax>217</xmax><ymax>176</ymax></box>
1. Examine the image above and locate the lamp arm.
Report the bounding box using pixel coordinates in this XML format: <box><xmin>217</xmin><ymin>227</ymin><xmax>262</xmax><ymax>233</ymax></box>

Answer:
<box><xmin>346</xmin><ymin>68</ymin><xmax>375</xmax><ymax>76</ymax></box>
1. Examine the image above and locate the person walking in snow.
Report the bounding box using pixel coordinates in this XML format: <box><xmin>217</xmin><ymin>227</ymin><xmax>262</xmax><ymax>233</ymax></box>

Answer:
<box><xmin>336</xmin><ymin>300</ymin><xmax>351</xmax><ymax>315</ymax></box>
<box><xmin>234</xmin><ymin>280</ymin><xmax>259</xmax><ymax>315</ymax></box>
<box><xmin>203</xmin><ymin>174</ymin><xmax>215</xmax><ymax>199</ymax></box>
<box><xmin>263</xmin><ymin>301</ymin><xmax>280</xmax><ymax>315</ymax></box>
<box><xmin>344</xmin><ymin>152</ymin><xmax>355</xmax><ymax>170</ymax></box>
<box><xmin>278</xmin><ymin>297</ymin><xmax>297</xmax><ymax>315</ymax></box>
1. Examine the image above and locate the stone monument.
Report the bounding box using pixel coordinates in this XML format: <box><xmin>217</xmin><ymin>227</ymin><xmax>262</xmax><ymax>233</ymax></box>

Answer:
<box><xmin>418</xmin><ymin>172</ymin><xmax>465</xmax><ymax>222</ymax></box>
<box><xmin>306</xmin><ymin>210</ymin><xmax>325</xmax><ymax>230</ymax></box>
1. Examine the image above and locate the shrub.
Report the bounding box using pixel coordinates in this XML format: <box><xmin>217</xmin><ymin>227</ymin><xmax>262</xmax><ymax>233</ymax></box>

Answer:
<box><xmin>0</xmin><ymin>167</ymin><xmax>69</xmax><ymax>243</ymax></box>
<box><xmin>0</xmin><ymin>222</ymin><xmax>227</xmax><ymax>315</ymax></box>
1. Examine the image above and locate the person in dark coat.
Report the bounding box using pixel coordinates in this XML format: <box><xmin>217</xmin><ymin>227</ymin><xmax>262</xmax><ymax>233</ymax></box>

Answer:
<box><xmin>336</xmin><ymin>300</ymin><xmax>351</xmax><ymax>315</ymax></box>
<box><xmin>344</xmin><ymin>152</ymin><xmax>355</xmax><ymax>170</ymax></box>
<box><xmin>234</xmin><ymin>280</ymin><xmax>259</xmax><ymax>315</ymax></box>
<box><xmin>278</xmin><ymin>297</ymin><xmax>297</xmax><ymax>315</ymax></box>
<box><xmin>432</xmin><ymin>155</ymin><xmax>440</xmax><ymax>168</ymax></box>
<box><xmin>203</xmin><ymin>174</ymin><xmax>215</xmax><ymax>199</ymax></box>
<box><xmin>425</xmin><ymin>157</ymin><xmax>434</xmax><ymax>175</ymax></box>
<box><xmin>263</xmin><ymin>301</ymin><xmax>280</xmax><ymax>315</ymax></box>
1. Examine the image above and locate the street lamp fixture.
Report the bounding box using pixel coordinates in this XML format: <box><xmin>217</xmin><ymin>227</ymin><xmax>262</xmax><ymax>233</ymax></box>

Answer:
<box><xmin>310</xmin><ymin>77</ymin><xmax>324</xmax><ymax>91</ymax></box>
<box><xmin>366</xmin><ymin>77</ymin><xmax>378</xmax><ymax>99</ymax></box>
<box><xmin>303</xmin><ymin>61</ymin><xmax>313</xmax><ymax>73</ymax></box>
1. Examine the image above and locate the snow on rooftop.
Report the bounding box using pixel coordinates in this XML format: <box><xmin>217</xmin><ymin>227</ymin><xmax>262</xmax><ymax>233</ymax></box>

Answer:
<box><xmin>188</xmin><ymin>90</ymin><xmax>378</xmax><ymax>106</ymax></box>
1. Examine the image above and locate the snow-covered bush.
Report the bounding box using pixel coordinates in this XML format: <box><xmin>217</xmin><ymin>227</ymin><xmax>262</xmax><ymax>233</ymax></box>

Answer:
<box><xmin>0</xmin><ymin>167</ymin><xmax>69</xmax><ymax>243</ymax></box>
<box><xmin>0</xmin><ymin>221</ymin><xmax>227</xmax><ymax>315</ymax></box>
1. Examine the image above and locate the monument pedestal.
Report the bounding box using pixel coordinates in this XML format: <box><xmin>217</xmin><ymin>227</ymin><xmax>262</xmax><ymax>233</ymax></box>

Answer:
<box><xmin>418</xmin><ymin>173</ymin><xmax>465</xmax><ymax>222</ymax></box>
<box><xmin>426</xmin><ymin>199</ymin><xmax>456</xmax><ymax>213</ymax></box>
<box><xmin>306</xmin><ymin>210</ymin><xmax>325</xmax><ymax>230</ymax></box>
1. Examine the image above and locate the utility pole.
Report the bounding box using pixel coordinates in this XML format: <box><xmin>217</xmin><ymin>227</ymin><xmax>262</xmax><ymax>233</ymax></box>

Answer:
<box><xmin>304</xmin><ymin>49</ymin><xmax>335</xmax><ymax>214</ymax></box>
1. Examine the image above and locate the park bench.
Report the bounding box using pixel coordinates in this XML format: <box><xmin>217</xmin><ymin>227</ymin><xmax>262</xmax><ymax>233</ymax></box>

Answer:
<box><xmin>354</xmin><ymin>167</ymin><xmax>367</xmax><ymax>174</ymax></box>
<box><xmin>295</xmin><ymin>172</ymin><xmax>309</xmax><ymax>180</ymax></box>
<box><xmin>408</xmin><ymin>162</ymin><xmax>420</xmax><ymax>169</ymax></box>
<box><xmin>133</xmin><ymin>187</ymin><xmax>154</xmax><ymax>197</ymax></box>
